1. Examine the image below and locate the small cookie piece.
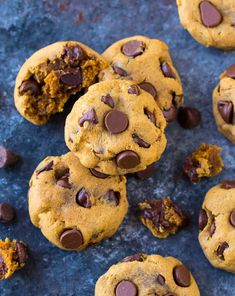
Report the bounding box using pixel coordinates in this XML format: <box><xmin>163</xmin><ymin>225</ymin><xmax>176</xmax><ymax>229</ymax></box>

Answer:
<box><xmin>99</xmin><ymin>35</ymin><xmax>184</xmax><ymax>122</ymax></box>
<box><xmin>0</xmin><ymin>238</ymin><xmax>28</xmax><ymax>280</ymax></box>
<box><xmin>95</xmin><ymin>254</ymin><xmax>200</xmax><ymax>295</ymax></box>
<box><xmin>183</xmin><ymin>144</ymin><xmax>223</xmax><ymax>183</ymax></box>
<box><xmin>213</xmin><ymin>64</ymin><xmax>235</xmax><ymax>144</ymax></box>
<box><xmin>28</xmin><ymin>152</ymin><xmax>128</xmax><ymax>251</ymax></box>
<box><xmin>177</xmin><ymin>0</ymin><xmax>235</xmax><ymax>49</ymax></box>
<box><xmin>198</xmin><ymin>181</ymin><xmax>235</xmax><ymax>273</ymax></box>
<box><xmin>65</xmin><ymin>80</ymin><xmax>167</xmax><ymax>175</ymax></box>
<box><xmin>14</xmin><ymin>41</ymin><xmax>108</xmax><ymax>125</ymax></box>
<box><xmin>138</xmin><ymin>197</ymin><xmax>188</xmax><ymax>238</ymax></box>
<box><xmin>0</xmin><ymin>146</ymin><xmax>19</xmax><ymax>168</ymax></box>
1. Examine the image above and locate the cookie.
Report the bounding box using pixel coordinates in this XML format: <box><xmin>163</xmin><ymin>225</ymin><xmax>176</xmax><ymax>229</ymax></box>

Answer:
<box><xmin>65</xmin><ymin>80</ymin><xmax>167</xmax><ymax>175</ymax></box>
<box><xmin>28</xmin><ymin>152</ymin><xmax>128</xmax><ymax>251</ymax></box>
<box><xmin>14</xmin><ymin>41</ymin><xmax>108</xmax><ymax>125</ymax></box>
<box><xmin>213</xmin><ymin>64</ymin><xmax>235</xmax><ymax>144</ymax></box>
<box><xmin>198</xmin><ymin>181</ymin><xmax>235</xmax><ymax>273</ymax></box>
<box><xmin>99</xmin><ymin>36</ymin><xmax>184</xmax><ymax>122</ymax></box>
<box><xmin>95</xmin><ymin>254</ymin><xmax>200</xmax><ymax>295</ymax></box>
<box><xmin>0</xmin><ymin>238</ymin><xmax>28</xmax><ymax>280</ymax></box>
<box><xmin>177</xmin><ymin>0</ymin><xmax>235</xmax><ymax>49</ymax></box>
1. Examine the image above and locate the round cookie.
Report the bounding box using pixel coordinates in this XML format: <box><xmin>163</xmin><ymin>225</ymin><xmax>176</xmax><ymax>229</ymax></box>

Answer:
<box><xmin>99</xmin><ymin>35</ymin><xmax>184</xmax><ymax>122</ymax></box>
<box><xmin>95</xmin><ymin>254</ymin><xmax>200</xmax><ymax>295</ymax></box>
<box><xmin>65</xmin><ymin>80</ymin><xmax>167</xmax><ymax>175</ymax></box>
<box><xmin>198</xmin><ymin>181</ymin><xmax>235</xmax><ymax>273</ymax></box>
<box><xmin>14</xmin><ymin>41</ymin><xmax>108</xmax><ymax>125</ymax></box>
<box><xmin>213</xmin><ymin>64</ymin><xmax>235</xmax><ymax>144</ymax></box>
<box><xmin>177</xmin><ymin>0</ymin><xmax>235</xmax><ymax>49</ymax></box>
<box><xmin>28</xmin><ymin>152</ymin><xmax>128</xmax><ymax>251</ymax></box>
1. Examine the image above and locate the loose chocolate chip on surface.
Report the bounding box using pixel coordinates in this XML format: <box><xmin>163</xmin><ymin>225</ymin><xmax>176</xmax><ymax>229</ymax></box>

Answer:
<box><xmin>19</xmin><ymin>79</ymin><xmax>40</xmax><ymax>96</ymax></box>
<box><xmin>115</xmin><ymin>280</ymin><xmax>138</xmax><ymax>296</ymax></box>
<box><xmin>216</xmin><ymin>242</ymin><xmax>229</xmax><ymax>260</ymax></box>
<box><xmin>15</xmin><ymin>242</ymin><xmax>29</xmax><ymax>264</ymax></box>
<box><xmin>178</xmin><ymin>107</ymin><xmax>201</xmax><ymax>129</ymax></box>
<box><xmin>144</xmin><ymin>108</ymin><xmax>156</xmax><ymax>125</ymax></box>
<box><xmin>113</xmin><ymin>65</ymin><xmax>127</xmax><ymax>77</ymax></box>
<box><xmin>122</xmin><ymin>40</ymin><xmax>145</xmax><ymax>57</ymax></box>
<box><xmin>80</xmin><ymin>108</ymin><xmax>98</xmax><ymax>127</ymax></box>
<box><xmin>156</xmin><ymin>274</ymin><xmax>165</xmax><ymax>285</ymax></box>
<box><xmin>90</xmin><ymin>168</ymin><xmax>109</xmax><ymax>179</ymax></box>
<box><xmin>217</xmin><ymin>101</ymin><xmax>234</xmax><ymax>124</ymax></box>
<box><xmin>56</xmin><ymin>174</ymin><xmax>72</xmax><ymax>189</ymax></box>
<box><xmin>199</xmin><ymin>1</ymin><xmax>222</xmax><ymax>28</ymax></box>
<box><xmin>132</xmin><ymin>134</ymin><xmax>150</xmax><ymax>148</ymax></box>
<box><xmin>226</xmin><ymin>64</ymin><xmax>235</xmax><ymax>79</ymax></box>
<box><xmin>199</xmin><ymin>209</ymin><xmax>208</xmax><ymax>231</ymax></box>
<box><xmin>116</xmin><ymin>151</ymin><xmax>140</xmax><ymax>169</ymax></box>
<box><xmin>229</xmin><ymin>210</ymin><xmax>235</xmax><ymax>227</ymax></box>
<box><xmin>163</xmin><ymin>105</ymin><xmax>177</xmax><ymax>123</ymax></box>
<box><xmin>60</xmin><ymin>67</ymin><xmax>82</xmax><ymax>86</ymax></box>
<box><xmin>104</xmin><ymin>190</ymin><xmax>120</xmax><ymax>206</ymax></box>
<box><xmin>76</xmin><ymin>188</ymin><xmax>91</xmax><ymax>208</ymax></box>
<box><xmin>121</xmin><ymin>253</ymin><xmax>143</xmax><ymax>262</ymax></box>
<box><xmin>161</xmin><ymin>62</ymin><xmax>176</xmax><ymax>78</ymax></box>
<box><xmin>221</xmin><ymin>180</ymin><xmax>235</xmax><ymax>189</ymax></box>
<box><xmin>0</xmin><ymin>203</ymin><xmax>15</xmax><ymax>223</ymax></box>
<box><xmin>62</xmin><ymin>45</ymin><xmax>86</xmax><ymax>65</ymax></box>
<box><xmin>134</xmin><ymin>163</ymin><xmax>155</xmax><ymax>180</ymax></box>
<box><xmin>101</xmin><ymin>94</ymin><xmax>115</xmax><ymax>108</ymax></box>
<box><xmin>139</xmin><ymin>82</ymin><xmax>157</xmax><ymax>100</ymax></box>
<box><xmin>36</xmin><ymin>160</ymin><xmax>54</xmax><ymax>176</ymax></box>
<box><xmin>0</xmin><ymin>256</ymin><xmax>8</xmax><ymax>277</ymax></box>
<box><xmin>0</xmin><ymin>146</ymin><xmax>19</xmax><ymax>169</ymax></box>
<box><xmin>104</xmin><ymin>110</ymin><xmax>129</xmax><ymax>134</ymax></box>
<box><xmin>173</xmin><ymin>265</ymin><xmax>191</xmax><ymax>287</ymax></box>
<box><xmin>60</xmin><ymin>229</ymin><xmax>84</xmax><ymax>249</ymax></box>
<box><xmin>128</xmin><ymin>84</ymin><xmax>140</xmax><ymax>95</ymax></box>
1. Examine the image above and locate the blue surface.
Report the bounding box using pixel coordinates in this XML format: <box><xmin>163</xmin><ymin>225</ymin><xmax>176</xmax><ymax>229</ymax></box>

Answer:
<box><xmin>0</xmin><ymin>0</ymin><xmax>235</xmax><ymax>295</ymax></box>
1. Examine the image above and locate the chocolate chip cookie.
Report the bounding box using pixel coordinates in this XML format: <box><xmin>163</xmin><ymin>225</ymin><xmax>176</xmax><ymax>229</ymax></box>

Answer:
<box><xmin>95</xmin><ymin>254</ymin><xmax>200</xmax><ymax>295</ymax></box>
<box><xmin>14</xmin><ymin>41</ymin><xmax>108</xmax><ymax>125</ymax></box>
<box><xmin>28</xmin><ymin>152</ymin><xmax>128</xmax><ymax>251</ymax></box>
<box><xmin>213</xmin><ymin>64</ymin><xmax>235</xmax><ymax>144</ymax></box>
<box><xmin>198</xmin><ymin>181</ymin><xmax>235</xmax><ymax>273</ymax></box>
<box><xmin>177</xmin><ymin>0</ymin><xmax>235</xmax><ymax>49</ymax></box>
<box><xmin>99</xmin><ymin>36</ymin><xmax>184</xmax><ymax>122</ymax></box>
<box><xmin>65</xmin><ymin>79</ymin><xmax>167</xmax><ymax>175</ymax></box>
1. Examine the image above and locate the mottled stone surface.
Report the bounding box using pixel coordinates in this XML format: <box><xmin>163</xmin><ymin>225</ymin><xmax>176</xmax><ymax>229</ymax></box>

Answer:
<box><xmin>0</xmin><ymin>0</ymin><xmax>235</xmax><ymax>295</ymax></box>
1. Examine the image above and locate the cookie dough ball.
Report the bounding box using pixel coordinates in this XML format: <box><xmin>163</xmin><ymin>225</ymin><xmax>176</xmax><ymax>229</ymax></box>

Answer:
<box><xmin>177</xmin><ymin>0</ymin><xmax>235</xmax><ymax>49</ymax></box>
<box><xmin>14</xmin><ymin>41</ymin><xmax>108</xmax><ymax>125</ymax></box>
<box><xmin>198</xmin><ymin>181</ymin><xmax>235</xmax><ymax>273</ymax></box>
<box><xmin>28</xmin><ymin>152</ymin><xmax>128</xmax><ymax>251</ymax></box>
<box><xmin>95</xmin><ymin>254</ymin><xmax>200</xmax><ymax>296</ymax></box>
<box><xmin>99</xmin><ymin>36</ymin><xmax>184</xmax><ymax>122</ymax></box>
<box><xmin>65</xmin><ymin>80</ymin><xmax>167</xmax><ymax>175</ymax></box>
<box><xmin>213</xmin><ymin>64</ymin><xmax>235</xmax><ymax>144</ymax></box>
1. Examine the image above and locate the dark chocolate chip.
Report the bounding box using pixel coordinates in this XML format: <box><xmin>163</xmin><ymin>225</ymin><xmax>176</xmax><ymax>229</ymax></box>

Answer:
<box><xmin>199</xmin><ymin>209</ymin><xmax>208</xmax><ymax>231</ymax></box>
<box><xmin>177</xmin><ymin>107</ymin><xmax>201</xmax><ymax>129</ymax></box>
<box><xmin>163</xmin><ymin>105</ymin><xmax>177</xmax><ymax>123</ymax></box>
<box><xmin>221</xmin><ymin>180</ymin><xmax>235</xmax><ymax>189</ymax></box>
<box><xmin>121</xmin><ymin>253</ymin><xmax>144</xmax><ymax>262</ymax></box>
<box><xmin>60</xmin><ymin>67</ymin><xmax>82</xmax><ymax>86</ymax></box>
<box><xmin>156</xmin><ymin>274</ymin><xmax>165</xmax><ymax>285</ymax></box>
<box><xmin>60</xmin><ymin>229</ymin><xmax>84</xmax><ymax>249</ymax></box>
<box><xmin>115</xmin><ymin>280</ymin><xmax>138</xmax><ymax>296</ymax></box>
<box><xmin>0</xmin><ymin>203</ymin><xmax>15</xmax><ymax>223</ymax></box>
<box><xmin>199</xmin><ymin>1</ymin><xmax>222</xmax><ymax>28</ymax></box>
<box><xmin>132</xmin><ymin>133</ymin><xmax>150</xmax><ymax>148</ymax></box>
<box><xmin>165</xmin><ymin>293</ymin><xmax>177</xmax><ymax>296</ymax></box>
<box><xmin>76</xmin><ymin>188</ymin><xmax>91</xmax><ymax>208</ymax></box>
<box><xmin>0</xmin><ymin>146</ymin><xmax>19</xmax><ymax>169</ymax></box>
<box><xmin>209</xmin><ymin>219</ymin><xmax>216</xmax><ymax>237</ymax></box>
<box><xmin>134</xmin><ymin>163</ymin><xmax>155</xmax><ymax>180</ymax></box>
<box><xmin>183</xmin><ymin>156</ymin><xmax>200</xmax><ymax>183</ymax></box>
<box><xmin>217</xmin><ymin>100</ymin><xmax>234</xmax><ymax>124</ymax></box>
<box><xmin>226</xmin><ymin>64</ymin><xmax>235</xmax><ymax>79</ymax></box>
<box><xmin>0</xmin><ymin>255</ymin><xmax>8</xmax><ymax>277</ymax></box>
<box><xmin>173</xmin><ymin>265</ymin><xmax>191</xmax><ymax>287</ymax></box>
<box><xmin>128</xmin><ymin>84</ymin><xmax>140</xmax><ymax>95</ymax></box>
<box><xmin>116</xmin><ymin>151</ymin><xmax>140</xmax><ymax>169</ymax></box>
<box><xmin>144</xmin><ymin>108</ymin><xmax>156</xmax><ymax>125</ymax></box>
<box><xmin>104</xmin><ymin>110</ymin><xmax>129</xmax><ymax>134</ymax></box>
<box><xmin>216</xmin><ymin>242</ymin><xmax>229</xmax><ymax>260</ymax></box>
<box><xmin>101</xmin><ymin>94</ymin><xmax>115</xmax><ymax>108</ymax></box>
<box><xmin>15</xmin><ymin>242</ymin><xmax>29</xmax><ymax>264</ymax></box>
<box><xmin>62</xmin><ymin>45</ymin><xmax>86</xmax><ymax>65</ymax></box>
<box><xmin>19</xmin><ymin>79</ymin><xmax>40</xmax><ymax>96</ymax></box>
<box><xmin>139</xmin><ymin>82</ymin><xmax>157</xmax><ymax>100</ymax></box>
<box><xmin>56</xmin><ymin>174</ymin><xmax>72</xmax><ymax>189</ymax></box>
<box><xmin>90</xmin><ymin>168</ymin><xmax>109</xmax><ymax>179</ymax></box>
<box><xmin>161</xmin><ymin>62</ymin><xmax>176</xmax><ymax>78</ymax></box>
<box><xmin>229</xmin><ymin>210</ymin><xmax>235</xmax><ymax>227</ymax></box>
<box><xmin>104</xmin><ymin>190</ymin><xmax>120</xmax><ymax>206</ymax></box>
<box><xmin>80</xmin><ymin>108</ymin><xmax>98</xmax><ymax>127</ymax></box>
<box><xmin>36</xmin><ymin>160</ymin><xmax>53</xmax><ymax>176</ymax></box>
<box><xmin>113</xmin><ymin>65</ymin><xmax>127</xmax><ymax>76</ymax></box>
<box><xmin>122</xmin><ymin>40</ymin><xmax>145</xmax><ymax>57</ymax></box>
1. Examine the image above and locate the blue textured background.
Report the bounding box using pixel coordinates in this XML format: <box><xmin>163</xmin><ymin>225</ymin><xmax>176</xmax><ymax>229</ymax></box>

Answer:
<box><xmin>0</xmin><ymin>0</ymin><xmax>235</xmax><ymax>295</ymax></box>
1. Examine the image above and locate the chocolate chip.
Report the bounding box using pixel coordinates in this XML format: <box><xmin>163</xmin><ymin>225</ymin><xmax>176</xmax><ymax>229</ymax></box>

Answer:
<box><xmin>183</xmin><ymin>156</ymin><xmax>200</xmax><ymax>183</ymax></box>
<box><xmin>19</xmin><ymin>79</ymin><xmax>40</xmax><ymax>96</ymax></box>
<box><xmin>132</xmin><ymin>134</ymin><xmax>150</xmax><ymax>148</ymax></box>
<box><xmin>104</xmin><ymin>110</ymin><xmax>129</xmax><ymax>134</ymax></box>
<box><xmin>76</xmin><ymin>188</ymin><xmax>91</xmax><ymax>208</ymax></box>
<box><xmin>15</xmin><ymin>242</ymin><xmax>28</xmax><ymax>264</ymax></box>
<box><xmin>209</xmin><ymin>219</ymin><xmax>216</xmax><ymax>237</ymax></box>
<box><xmin>128</xmin><ymin>84</ymin><xmax>140</xmax><ymax>95</ymax></box>
<box><xmin>226</xmin><ymin>64</ymin><xmax>235</xmax><ymax>79</ymax></box>
<box><xmin>90</xmin><ymin>168</ymin><xmax>109</xmax><ymax>179</ymax></box>
<box><xmin>113</xmin><ymin>65</ymin><xmax>127</xmax><ymax>76</ymax></box>
<box><xmin>134</xmin><ymin>163</ymin><xmax>155</xmax><ymax>180</ymax></box>
<box><xmin>199</xmin><ymin>209</ymin><xmax>208</xmax><ymax>231</ymax></box>
<box><xmin>56</xmin><ymin>173</ymin><xmax>72</xmax><ymax>189</ymax></box>
<box><xmin>62</xmin><ymin>45</ymin><xmax>86</xmax><ymax>65</ymax></box>
<box><xmin>163</xmin><ymin>105</ymin><xmax>177</xmax><ymax>123</ymax></box>
<box><xmin>104</xmin><ymin>190</ymin><xmax>120</xmax><ymax>206</ymax></box>
<box><xmin>101</xmin><ymin>94</ymin><xmax>115</xmax><ymax>108</ymax></box>
<box><xmin>165</xmin><ymin>293</ymin><xmax>177</xmax><ymax>296</ymax></box>
<box><xmin>178</xmin><ymin>107</ymin><xmax>201</xmax><ymax>129</ymax></box>
<box><xmin>121</xmin><ymin>253</ymin><xmax>143</xmax><ymax>262</ymax></box>
<box><xmin>144</xmin><ymin>108</ymin><xmax>156</xmax><ymax>125</ymax></box>
<box><xmin>0</xmin><ymin>203</ymin><xmax>15</xmax><ymax>223</ymax></box>
<box><xmin>0</xmin><ymin>146</ymin><xmax>19</xmax><ymax>168</ymax></box>
<box><xmin>216</xmin><ymin>242</ymin><xmax>229</xmax><ymax>260</ymax></box>
<box><xmin>122</xmin><ymin>40</ymin><xmax>145</xmax><ymax>57</ymax></box>
<box><xmin>173</xmin><ymin>265</ymin><xmax>191</xmax><ymax>287</ymax></box>
<box><xmin>36</xmin><ymin>160</ymin><xmax>53</xmax><ymax>176</ymax></box>
<box><xmin>199</xmin><ymin>1</ymin><xmax>222</xmax><ymax>28</ymax></box>
<box><xmin>80</xmin><ymin>108</ymin><xmax>98</xmax><ymax>127</ymax></box>
<box><xmin>139</xmin><ymin>82</ymin><xmax>157</xmax><ymax>100</ymax></box>
<box><xmin>115</xmin><ymin>280</ymin><xmax>138</xmax><ymax>296</ymax></box>
<box><xmin>116</xmin><ymin>151</ymin><xmax>140</xmax><ymax>169</ymax></box>
<box><xmin>0</xmin><ymin>256</ymin><xmax>8</xmax><ymax>277</ymax></box>
<box><xmin>229</xmin><ymin>210</ymin><xmax>235</xmax><ymax>227</ymax></box>
<box><xmin>161</xmin><ymin>62</ymin><xmax>176</xmax><ymax>78</ymax></box>
<box><xmin>156</xmin><ymin>274</ymin><xmax>165</xmax><ymax>285</ymax></box>
<box><xmin>60</xmin><ymin>67</ymin><xmax>82</xmax><ymax>86</ymax></box>
<box><xmin>217</xmin><ymin>100</ymin><xmax>234</xmax><ymax>124</ymax></box>
<box><xmin>60</xmin><ymin>229</ymin><xmax>84</xmax><ymax>249</ymax></box>
<box><xmin>221</xmin><ymin>180</ymin><xmax>235</xmax><ymax>189</ymax></box>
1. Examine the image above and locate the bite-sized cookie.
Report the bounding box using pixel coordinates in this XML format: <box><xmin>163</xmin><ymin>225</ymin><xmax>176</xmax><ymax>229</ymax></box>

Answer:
<box><xmin>198</xmin><ymin>181</ymin><xmax>235</xmax><ymax>273</ymax></box>
<box><xmin>183</xmin><ymin>144</ymin><xmax>223</xmax><ymax>183</ymax></box>
<box><xmin>28</xmin><ymin>152</ymin><xmax>128</xmax><ymax>251</ymax></box>
<box><xmin>177</xmin><ymin>0</ymin><xmax>235</xmax><ymax>49</ymax></box>
<box><xmin>65</xmin><ymin>80</ymin><xmax>167</xmax><ymax>175</ymax></box>
<box><xmin>0</xmin><ymin>238</ymin><xmax>28</xmax><ymax>280</ymax></box>
<box><xmin>14</xmin><ymin>41</ymin><xmax>108</xmax><ymax>125</ymax></box>
<box><xmin>95</xmin><ymin>254</ymin><xmax>200</xmax><ymax>295</ymax></box>
<box><xmin>99</xmin><ymin>36</ymin><xmax>184</xmax><ymax>122</ymax></box>
<box><xmin>138</xmin><ymin>197</ymin><xmax>188</xmax><ymax>238</ymax></box>
<box><xmin>213</xmin><ymin>64</ymin><xmax>235</xmax><ymax>144</ymax></box>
